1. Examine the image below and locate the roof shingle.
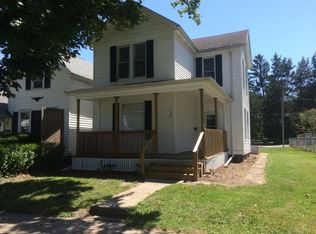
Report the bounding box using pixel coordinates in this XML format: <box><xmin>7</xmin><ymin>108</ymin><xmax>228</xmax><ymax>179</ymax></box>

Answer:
<box><xmin>192</xmin><ymin>30</ymin><xmax>249</xmax><ymax>52</ymax></box>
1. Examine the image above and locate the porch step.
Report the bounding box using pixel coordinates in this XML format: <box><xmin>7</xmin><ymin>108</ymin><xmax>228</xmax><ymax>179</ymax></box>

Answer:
<box><xmin>145</xmin><ymin>161</ymin><xmax>205</xmax><ymax>181</ymax></box>
<box><xmin>145</xmin><ymin>171</ymin><xmax>194</xmax><ymax>181</ymax></box>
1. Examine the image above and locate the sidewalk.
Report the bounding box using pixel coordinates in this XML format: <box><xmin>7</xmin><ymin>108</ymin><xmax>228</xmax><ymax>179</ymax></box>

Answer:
<box><xmin>90</xmin><ymin>180</ymin><xmax>175</xmax><ymax>218</ymax></box>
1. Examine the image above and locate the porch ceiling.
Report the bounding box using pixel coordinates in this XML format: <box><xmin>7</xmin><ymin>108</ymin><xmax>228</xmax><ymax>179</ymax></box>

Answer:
<box><xmin>66</xmin><ymin>78</ymin><xmax>232</xmax><ymax>102</ymax></box>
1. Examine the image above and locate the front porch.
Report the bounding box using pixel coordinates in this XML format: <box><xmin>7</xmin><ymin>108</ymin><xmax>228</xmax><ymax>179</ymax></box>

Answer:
<box><xmin>69</xmin><ymin>78</ymin><xmax>231</xmax><ymax>181</ymax></box>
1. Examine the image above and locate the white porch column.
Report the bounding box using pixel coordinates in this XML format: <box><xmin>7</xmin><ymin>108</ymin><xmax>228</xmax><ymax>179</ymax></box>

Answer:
<box><xmin>199</xmin><ymin>89</ymin><xmax>204</xmax><ymax>132</ymax></box>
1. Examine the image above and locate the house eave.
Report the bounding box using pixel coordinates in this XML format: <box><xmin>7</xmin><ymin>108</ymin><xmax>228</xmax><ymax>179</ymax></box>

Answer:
<box><xmin>66</xmin><ymin>78</ymin><xmax>232</xmax><ymax>102</ymax></box>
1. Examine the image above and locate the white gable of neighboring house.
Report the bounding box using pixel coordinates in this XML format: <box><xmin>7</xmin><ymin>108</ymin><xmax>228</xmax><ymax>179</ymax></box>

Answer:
<box><xmin>8</xmin><ymin>57</ymin><xmax>94</xmax><ymax>155</ymax></box>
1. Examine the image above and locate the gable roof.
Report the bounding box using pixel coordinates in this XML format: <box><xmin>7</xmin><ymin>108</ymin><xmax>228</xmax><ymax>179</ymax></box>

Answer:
<box><xmin>142</xmin><ymin>7</ymin><xmax>250</xmax><ymax>55</ymax></box>
<box><xmin>65</xmin><ymin>57</ymin><xmax>93</xmax><ymax>80</ymax></box>
<box><xmin>192</xmin><ymin>30</ymin><xmax>249</xmax><ymax>52</ymax></box>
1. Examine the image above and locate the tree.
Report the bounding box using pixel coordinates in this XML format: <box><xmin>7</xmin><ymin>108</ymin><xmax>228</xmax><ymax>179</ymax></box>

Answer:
<box><xmin>297</xmin><ymin>108</ymin><xmax>316</xmax><ymax>134</ymax></box>
<box><xmin>249</xmin><ymin>54</ymin><xmax>270</xmax><ymax>97</ymax></box>
<box><xmin>263</xmin><ymin>53</ymin><xmax>295</xmax><ymax>144</ymax></box>
<box><xmin>0</xmin><ymin>0</ymin><xmax>201</xmax><ymax>97</ymax></box>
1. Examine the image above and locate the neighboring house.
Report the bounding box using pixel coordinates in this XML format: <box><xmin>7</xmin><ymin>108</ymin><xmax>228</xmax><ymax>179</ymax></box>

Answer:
<box><xmin>0</xmin><ymin>96</ymin><xmax>12</xmax><ymax>135</ymax></box>
<box><xmin>68</xmin><ymin>8</ymin><xmax>252</xmax><ymax>181</ymax></box>
<box><xmin>8</xmin><ymin>57</ymin><xmax>94</xmax><ymax>154</ymax></box>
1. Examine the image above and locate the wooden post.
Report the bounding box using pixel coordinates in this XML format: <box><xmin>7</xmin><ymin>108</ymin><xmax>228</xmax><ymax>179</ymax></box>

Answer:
<box><xmin>114</xmin><ymin>96</ymin><xmax>119</xmax><ymax>154</ymax></box>
<box><xmin>140</xmin><ymin>151</ymin><xmax>145</xmax><ymax>177</ymax></box>
<box><xmin>199</xmin><ymin>89</ymin><xmax>204</xmax><ymax>132</ymax></box>
<box><xmin>76</xmin><ymin>99</ymin><xmax>80</xmax><ymax>155</ymax></box>
<box><xmin>214</xmin><ymin>98</ymin><xmax>218</xmax><ymax>129</ymax></box>
<box><xmin>193</xmin><ymin>151</ymin><xmax>198</xmax><ymax>181</ymax></box>
<box><xmin>154</xmin><ymin>93</ymin><xmax>159</xmax><ymax>157</ymax></box>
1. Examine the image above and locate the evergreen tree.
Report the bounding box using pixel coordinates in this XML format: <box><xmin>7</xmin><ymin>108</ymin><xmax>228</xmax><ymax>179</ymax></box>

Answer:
<box><xmin>249</xmin><ymin>54</ymin><xmax>270</xmax><ymax>97</ymax></box>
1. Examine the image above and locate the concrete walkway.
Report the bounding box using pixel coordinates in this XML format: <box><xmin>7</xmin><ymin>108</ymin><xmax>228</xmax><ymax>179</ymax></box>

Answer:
<box><xmin>0</xmin><ymin>212</ymin><xmax>165</xmax><ymax>234</ymax></box>
<box><xmin>90</xmin><ymin>180</ymin><xmax>175</xmax><ymax>218</ymax></box>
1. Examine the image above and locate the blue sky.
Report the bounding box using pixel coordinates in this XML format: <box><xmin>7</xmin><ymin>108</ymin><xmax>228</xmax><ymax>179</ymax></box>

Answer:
<box><xmin>80</xmin><ymin>0</ymin><xmax>316</xmax><ymax>65</ymax></box>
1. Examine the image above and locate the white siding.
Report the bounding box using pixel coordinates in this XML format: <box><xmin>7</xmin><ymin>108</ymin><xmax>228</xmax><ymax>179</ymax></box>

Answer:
<box><xmin>196</xmin><ymin>47</ymin><xmax>250</xmax><ymax>155</ymax></box>
<box><xmin>8</xmin><ymin>68</ymin><xmax>93</xmax><ymax>155</ymax></box>
<box><xmin>94</xmin><ymin>13</ymin><xmax>175</xmax><ymax>87</ymax></box>
<box><xmin>68</xmin><ymin>77</ymin><xmax>94</xmax><ymax>155</ymax></box>
<box><xmin>8</xmin><ymin>68</ymin><xmax>71</xmax><ymax>152</ymax></box>
<box><xmin>174</xmin><ymin>32</ymin><xmax>195</xmax><ymax>80</ymax></box>
<box><xmin>174</xmin><ymin>91</ymin><xmax>199</xmax><ymax>153</ymax></box>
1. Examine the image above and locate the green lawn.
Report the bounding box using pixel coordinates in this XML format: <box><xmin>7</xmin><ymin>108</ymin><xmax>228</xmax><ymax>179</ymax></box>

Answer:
<box><xmin>0</xmin><ymin>175</ymin><xmax>135</xmax><ymax>217</ymax></box>
<box><xmin>129</xmin><ymin>148</ymin><xmax>316</xmax><ymax>233</ymax></box>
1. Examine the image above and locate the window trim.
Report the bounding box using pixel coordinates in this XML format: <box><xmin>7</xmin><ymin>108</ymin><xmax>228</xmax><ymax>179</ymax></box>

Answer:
<box><xmin>133</xmin><ymin>42</ymin><xmax>147</xmax><ymax>78</ymax></box>
<box><xmin>202</xmin><ymin>57</ymin><xmax>216</xmax><ymax>79</ymax></box>
<box><xmin>117</xmin><ymin>45</ymin><xmax>130</xmax><ymax>80</ymax></box>
<box><xmin>18</xmin><ymin>110</ymin><xmax>31</xmax><ymax>133</ymax></box>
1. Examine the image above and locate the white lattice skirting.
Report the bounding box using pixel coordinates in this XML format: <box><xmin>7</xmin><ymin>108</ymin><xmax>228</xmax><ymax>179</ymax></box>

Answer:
<box><xmin>72</xmin><ymin>157</ymin><xmax>193</xmax><ymax>172</ymax></box>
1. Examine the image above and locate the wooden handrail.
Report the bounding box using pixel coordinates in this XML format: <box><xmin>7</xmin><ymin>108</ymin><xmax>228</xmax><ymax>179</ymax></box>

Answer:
<box><xmin>193</xmin><ymin>132</ymin><xmax>204</xmax><ymax>153</ymax></box>
<box><xmin>192</xmin><ymin>131</ymin><xmax>204</xmax><ymax>181</ymax></box>
<box><xmin>139</xmin><ymin>134</ymin><xmax>156</xmax><ymax>177</ymax></box>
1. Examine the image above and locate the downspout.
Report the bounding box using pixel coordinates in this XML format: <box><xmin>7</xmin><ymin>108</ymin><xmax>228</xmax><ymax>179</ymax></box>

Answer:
<box><xmin>229</xmin><ymin>50</ymin><xmax>234</xmax><ymax>155</ymax></box>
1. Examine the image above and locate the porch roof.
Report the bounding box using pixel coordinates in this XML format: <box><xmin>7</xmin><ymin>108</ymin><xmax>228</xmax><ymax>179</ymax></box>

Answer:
<box><xmin>66</xmin><ymin>78</ymin><xmax>232</xmax><ymax>102</ymax></box>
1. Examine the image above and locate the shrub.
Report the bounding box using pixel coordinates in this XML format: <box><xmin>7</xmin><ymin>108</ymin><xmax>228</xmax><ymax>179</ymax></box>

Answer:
<box><xmin>34</xmin><ymin>143</ymin><xmax>64</xmax><ymax>170</ymax></box>
<box><xmin>0</xmin><ymin>143</ymin><xmax>39</xmax><ymax>177</ymax></box>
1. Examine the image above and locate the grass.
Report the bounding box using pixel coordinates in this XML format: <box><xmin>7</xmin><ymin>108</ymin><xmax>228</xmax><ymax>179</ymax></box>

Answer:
<box><xmin>129</xmin><ymin>148</ymin><xmax>316</xmax><ymax>233</ymax></box>
<box><xmin>0</xmin><ymin>175</ymin><xmax>135</xmax><ymax>217</ymax></box>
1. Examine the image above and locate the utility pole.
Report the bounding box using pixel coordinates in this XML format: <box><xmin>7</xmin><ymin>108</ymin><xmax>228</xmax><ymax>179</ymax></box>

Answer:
<box><xmin>281</xmin><ymin>81</ymin><xmax>285</xmax><ymax>148</ymax></box>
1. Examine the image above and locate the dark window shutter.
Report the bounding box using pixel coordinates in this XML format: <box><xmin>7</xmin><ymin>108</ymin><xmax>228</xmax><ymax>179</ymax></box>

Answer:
<box><xmin>25</xmin><ymin>77</ymin><xmax>31</xmax><ymax>90</ymax></box>
<box><xmin>144</xmin><ymin>101</ymin><xmax>152</xmax><ymax>130</ymax></box>
<box><xmin>215</xmin><ymin>54</ymin><xmax>223</xmax><ymax>86</ymax></box>
<box><xmin>31</xmin><ymin>110</ymin><xmax>42</xmax><ymax>140</ymax></box>
<box><xmin>110</xmin><ymin>46</ymin><xmax>117</xmax><ymax>82</ymax></box>
<box><xmin>112</xmin><ymin>103</ymin><xmax>119</xmax><ymax>131</ymax></box>
<box><xmin>196</xmin><ymin>57</ymin><xmax>202</xmax><ymax>77</ymax></box>
<box><xmin>146</xmin><ymin>40</ymin><xmax>154</xmax><ymax>78</ymax></box>
<box><xmin>44</xmin><ymin>73</ymin><xmax>51</xmax><ymax>88</ymax></box>
<box><xmin>12</xmin><ymin>112</ymin><xmax>18</xmax><ymax>134</ymax></box>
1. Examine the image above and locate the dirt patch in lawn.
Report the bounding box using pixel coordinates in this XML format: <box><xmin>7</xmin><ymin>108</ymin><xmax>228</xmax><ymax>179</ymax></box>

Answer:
<box><xmin>198</xmin><ymin>153</ymin><xmax>268</xmax><ymax>187</ymax></box>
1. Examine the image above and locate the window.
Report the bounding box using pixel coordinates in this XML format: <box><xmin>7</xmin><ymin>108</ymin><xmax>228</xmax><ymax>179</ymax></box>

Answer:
<box><xmin>134</xmin><ymin>43</ymin><xmax>146</xmax><ymax>77</ymax></box>
<box><xmin>33</xmin><ymin>77</ymin><xmax>43</xmax><ymax>89</ymax></box>
<box><xmin>118</xmin><ymin>46</ymin><xmax>130</xmax><ymax>79</ymax></box>
<box><xmin>205</xmin><ymin>114</ymin><xmax>216</xmax><ymax>129</ymax></box>
<box><xmin>121</xmin><ymin>103</ymin><xmax>144</xmax><ymax>130</ymax></box>
<box><xmin>203</xmin><ymin>58</ymin><xmax>215</xmax><ymax>78</ymax></box>
<box><xmin>20</xmin><ymin>111</ymin><xmax>30</xmax><ymax>133</ymax></box>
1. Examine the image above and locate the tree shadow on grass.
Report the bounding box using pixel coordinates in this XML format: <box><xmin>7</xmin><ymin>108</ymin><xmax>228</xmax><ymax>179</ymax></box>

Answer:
<box><xmin>126</xmin><ymin>209</ymin><xmax>162</xmax><ymax>231</ymax></box>
<box><xmin>0</xmin><ymin>178</ymin><xmax>110</xmax><ymax>217</ymax></box>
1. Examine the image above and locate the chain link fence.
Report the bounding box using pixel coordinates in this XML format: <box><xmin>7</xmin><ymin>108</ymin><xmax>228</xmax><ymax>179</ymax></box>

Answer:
<box><xmin>289</xmin><ymin>136</ymin><xmax>316</xmax><ymax>153</ymax></box>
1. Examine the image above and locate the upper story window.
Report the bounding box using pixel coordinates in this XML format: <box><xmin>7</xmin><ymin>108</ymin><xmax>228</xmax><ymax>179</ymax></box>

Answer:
<box><xmin>134</xmin><ymin>43</ymin><xmax>146</xmax><ymax>77</ymax></box>
<box><xmin>118</xmin><ymin>46</ymin><xmax>130</xmax><ymax>79</ymax></box>
<box><xmin>33</xmin><ymin>77</ymin><xmax>43</xmax><ymax>89</ymax></box>
<box><xmin>203</xmin><ymin>58</ymin><xmax>215</xmax><ymax>78</ymax></box>
<box><xmin>110</xmin><ymin>40</ymin><xmax>154</xmax><ymax>82</ymax></box>
<box><xmin>25</xmin><ymin>73</ymin><xmax>51</xmax><ymax>90</ymax></box>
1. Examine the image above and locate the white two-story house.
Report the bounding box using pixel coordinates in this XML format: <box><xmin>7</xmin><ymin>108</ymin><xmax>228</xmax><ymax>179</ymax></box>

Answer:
<box><xmin>68</xmin><ymin>8</ymin><xmax>251</xmax><ymax>181</ymax></box>
<box><xmin>8</xmin><ymin>57</ymin><xmax>94</xmax><ymax>154</ymax></box>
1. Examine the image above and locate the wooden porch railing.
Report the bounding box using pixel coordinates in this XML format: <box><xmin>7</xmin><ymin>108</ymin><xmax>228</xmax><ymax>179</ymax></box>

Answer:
<box><xmin>78</xmin><ymin>130</ymin><xmax>157</xmax><ymax>157</ymax></box>
<box><xmin>203</xmin><ymin>128</ymin><xmax>228</xmax><ymax>158</ymax></box>
<box><xmin>139</xmin><ymin>134</ymin><xmax>157</xmax><ymax>177</ymax></box>
<box><xmin>192</xmin><ymin>129</ymin><xmax>228</xmax><ymax>181</ymax></box>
